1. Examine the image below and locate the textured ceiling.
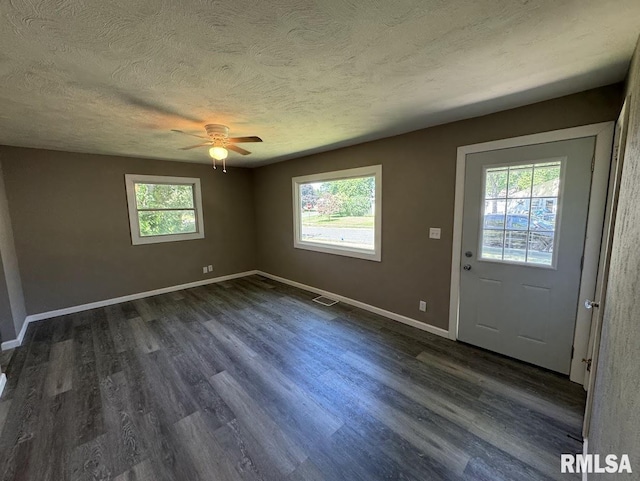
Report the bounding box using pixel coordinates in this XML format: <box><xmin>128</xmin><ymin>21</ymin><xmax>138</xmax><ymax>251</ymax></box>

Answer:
<box><xmin>0</xmin><ymin>0</ymin><xmax>639</xmax><ymax>167</ymax></box>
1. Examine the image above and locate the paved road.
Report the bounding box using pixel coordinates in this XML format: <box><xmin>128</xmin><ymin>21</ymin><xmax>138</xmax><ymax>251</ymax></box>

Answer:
<box><xmin>302</xmin><ymin>226</ymin><xmax>374</xmax><ymax>247</ymax></box>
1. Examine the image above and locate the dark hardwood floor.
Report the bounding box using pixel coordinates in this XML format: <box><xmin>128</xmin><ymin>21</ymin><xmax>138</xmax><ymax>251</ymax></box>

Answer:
<box><xmin>0</xmin><ymin>275</ymin><xmax>585</xmax><ymax>481</ymax></box>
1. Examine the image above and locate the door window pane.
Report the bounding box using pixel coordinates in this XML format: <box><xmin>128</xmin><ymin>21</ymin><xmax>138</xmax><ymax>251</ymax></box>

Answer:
<box><xmin>503</xmin><ymin>231</ymin><xmax>528</xmax><ymax>263</ymax></box>
<box><xmin>507</xmin><ymin>167</ymin><xmax>532</xmax><ymax>198</ymax></box>
<box><xmin>481</xmin><ymin>230</ymin><xmax>505</xmax><ymax>260</ymax></box>
<box><xmin>506</xmin><ymin>199</ymin><xmax>530</xmax><ymax>230</ymax></box>
<box><xmin>480</xmin><ymin>160</ymin><xmax>562</xmax><ymax>266</ymax></box>
<box><xmin>483</xmin><ymin>209</ymin><xmax>506</xmax><ymax>229</ymax></box>
<box><xmin>532</xmin><ymin>163</ymin><xmax>561</xmax><ymax>197</ymax></box>
<box><xmin>531</xmin><ymin>197</ymin><xmax>558</xmax><ymax>227</ymax></box>
<box><xmin>528</xmin><ymin>232</ymin><xmax>555</xmax><ymax>265</ymax></box>
<box><xmin>485</xmin><ymin>169</ymin><xmax>508</xmax><ymax>199</ymax></box>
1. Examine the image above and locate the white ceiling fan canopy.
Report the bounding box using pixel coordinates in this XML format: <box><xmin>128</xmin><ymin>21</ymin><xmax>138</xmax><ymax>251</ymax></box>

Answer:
<box><xmin>205</xmin><ymin>124</ymin><xmax>230</xmax><ymax>143</ymax></box>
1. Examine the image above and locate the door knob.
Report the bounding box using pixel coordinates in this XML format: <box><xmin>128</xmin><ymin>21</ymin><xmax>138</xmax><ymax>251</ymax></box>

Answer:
<box><xmin>584</xmin><ymin>299</ymin><xmax>600</xmax><ymax>309</ymax></box>
<box><xmin>463</xmin><ymin>264</ymin><xmax>472</xmax><ymax>271</ymax></box>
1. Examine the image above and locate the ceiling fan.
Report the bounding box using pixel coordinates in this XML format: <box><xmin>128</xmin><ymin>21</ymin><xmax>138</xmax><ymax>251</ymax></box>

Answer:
<box><xmin>172</xmin><ymin>124</ymin><xmax>262</xmax><ymax>172</ymax></box>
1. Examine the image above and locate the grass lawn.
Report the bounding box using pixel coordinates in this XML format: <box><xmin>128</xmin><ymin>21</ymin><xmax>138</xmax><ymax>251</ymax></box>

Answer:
<box><xmin>301</xmin><ymin>214</ymin><xmax>374</xmax><ymax>228</ymax></box>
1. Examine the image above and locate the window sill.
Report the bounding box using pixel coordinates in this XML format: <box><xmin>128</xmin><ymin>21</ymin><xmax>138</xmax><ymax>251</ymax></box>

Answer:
<box><xmin>294</xmin><ymin>240</ymin><xmax>381</xmax><ymax>262</ymax></box>
<box><xmin>132</xmin><ymin>231</ymin><xmax>204</xmax><ymax>246</ymax></box>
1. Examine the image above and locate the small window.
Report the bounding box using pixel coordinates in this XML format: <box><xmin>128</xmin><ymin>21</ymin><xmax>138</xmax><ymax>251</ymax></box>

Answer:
<box><xmin>292</xmin><ymin>166</ymin><xmax>382</xmax><ymax>261</ymax></box>
<box><xmin>125</xmin><ymin>174</ymin><xmax>205</xmax><ymax>245</ymax></box>
<box><xmin>480</xmin><ymin>159</ymin><xmax>563</xmax><ymax>267</ymax></box>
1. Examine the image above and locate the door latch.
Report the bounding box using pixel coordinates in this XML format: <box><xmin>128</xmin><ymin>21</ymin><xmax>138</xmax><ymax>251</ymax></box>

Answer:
<box><xmin>582</xmin><ymin>358</ymin><xmax>593</xmax><ymax>371</ymax></box>
<box><xmin>584</xmin><ymin>299</ymin><xmax>600</xmax><ymax>309</ymax></box>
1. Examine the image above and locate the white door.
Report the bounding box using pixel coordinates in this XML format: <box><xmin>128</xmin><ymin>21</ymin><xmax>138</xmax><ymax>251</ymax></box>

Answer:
<box><xmin>459</xmin><ymin>137</ymin><xmax>595</xmax><ymax>374</ymax></box>
<box><xmin>583</xmin><ymin>99</ymin><xmax>629</xmax><ymax>435</ymax></box>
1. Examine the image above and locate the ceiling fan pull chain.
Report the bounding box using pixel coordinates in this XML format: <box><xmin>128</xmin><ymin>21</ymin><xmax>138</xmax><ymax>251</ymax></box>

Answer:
<box><xmin>223</xmin><ymin>157</ymin><xmax>227</xmax><ymax>173</ymax></box>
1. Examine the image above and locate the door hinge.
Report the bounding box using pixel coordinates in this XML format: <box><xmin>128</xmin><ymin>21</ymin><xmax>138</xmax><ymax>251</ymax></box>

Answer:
<box><xmin>580</xmin><ymin>255</ymin><xmax>585</xmax><ymax>270</ymax></box>
<box><xmin>571</xmin><ymin>346</ymin><xmax>575</xmax><ymax>359</ymax></box>
<box><xmin>591</xmin><ymin>155</ymin><xmax>596</xmax><ymax>172</ymax></box>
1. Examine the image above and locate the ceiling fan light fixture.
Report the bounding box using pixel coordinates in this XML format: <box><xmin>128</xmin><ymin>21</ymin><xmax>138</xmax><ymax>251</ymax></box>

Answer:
<box><xmin>173</xmin><ymin>124</ymin><xmax>262</xmax><ymax>173</ymax></box>
<box><xmin>209</xmin><ymin>146</ymin><xmax>228</xmax><ymax>160</ymax></box>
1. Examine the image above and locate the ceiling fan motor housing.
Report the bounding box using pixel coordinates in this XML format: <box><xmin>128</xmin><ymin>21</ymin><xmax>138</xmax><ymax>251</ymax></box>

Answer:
<box><xmin>205</xmin><ymin>124</ymin><xmax>229</xmax><ymax>145</ymax></box>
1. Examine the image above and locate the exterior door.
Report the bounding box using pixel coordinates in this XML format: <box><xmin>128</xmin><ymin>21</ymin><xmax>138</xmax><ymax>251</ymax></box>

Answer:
<box><xmin>459</xmin><ymin>137</ymin><xmax>595</xmax><ymax>374</ymax></box>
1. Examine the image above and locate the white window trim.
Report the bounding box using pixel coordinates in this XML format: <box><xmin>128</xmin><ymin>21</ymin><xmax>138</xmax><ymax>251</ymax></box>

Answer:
<box><xmin>292</xmin><ymin>165</ymin><xmax>382</xmax><ymax>262</ymax></box>
<box><xmin>125</xmin><ymin>174</ymin><xmax>205</xmax><ymax>245</ymax></box>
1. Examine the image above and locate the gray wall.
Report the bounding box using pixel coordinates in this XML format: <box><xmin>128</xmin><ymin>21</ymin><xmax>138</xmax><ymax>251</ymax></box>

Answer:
<box><xmin>589</xmin><ymin>38</ymin><xmax>640</xmax><ymax>478</ymax></box>
<box><xmin>253</xmin><ymin>84</ymin><xmax>623</xmax><ymax>329</ymax></box>
<box><xmin>0</xmin><ymin>147</ymin><xmax>256</xmax><ymax>320</ymax></box>
<box><xmin>0</xmin><ymin>255</ymin><xmax>16</xmax><ymax>343</ymax></box>
<box><xmin>0</xmin><ymin>160</ymin><xmax>26</xmax><ymax>342</ymax></box>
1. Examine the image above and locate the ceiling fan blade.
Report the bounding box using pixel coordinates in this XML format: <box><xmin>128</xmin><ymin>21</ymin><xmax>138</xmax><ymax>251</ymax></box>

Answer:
<box><xmin>180</xmin><ymin>142</ymin><xmax>211</xmax><ymax>150</ymax></box>
<box><xmin>228</xmin><ymin>136</ymin><xmax>262</xmax><ymax>143</ymax></box>
<box><xmin>171</xmin><ymin>129</ymin><xmax>210</xmax><ymax>140</ymax></box>
<box><xmin>227</xmin><ymin>144</ymin><xmax>251</xmax><ymax>155</ymax></box>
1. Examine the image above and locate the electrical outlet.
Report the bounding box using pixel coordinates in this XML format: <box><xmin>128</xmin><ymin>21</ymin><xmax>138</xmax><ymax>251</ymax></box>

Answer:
<box><xmin>419</xmin><ymin>300</ymin><xmax>427</xmax><ymax>312</ymax></box>
<box><xmin>207</xmin><ymin>265</ymin><xmax>213</xmax><ymax>272</ymax></box>
<box><xmin>202</xmin><ymin>266</ymin><xmax>208</xmax><ymax>274</ymax></box>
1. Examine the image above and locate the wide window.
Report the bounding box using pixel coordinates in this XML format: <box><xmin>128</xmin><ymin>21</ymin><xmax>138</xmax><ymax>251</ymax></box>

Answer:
<box><xmin>292</xmin><ymin>165</ymin><xmax>381</xmax><ymax>261</ymax></box>
<box><xmin>125</xmin><ymin>174</ymin><xmax>204</xmax><ymax>245</ymax></box>
<box><xmin>480</xmin><ymin>159</ymin><xmax>563</xmax><ymax>267</ymax></box>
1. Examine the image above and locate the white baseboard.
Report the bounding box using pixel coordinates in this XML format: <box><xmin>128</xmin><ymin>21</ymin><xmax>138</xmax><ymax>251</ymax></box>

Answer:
<box><xmin>0</xmin><ymin>373</ymin><xmax>6</xmax><ymax>397</ymax></box>
<box><xmin>583</xmin><ymin>438</ymin><xmax>588</xmax><ymax>481</ymax></box>
<box><xmin>1</xmin><ymin>268</ymin><xmax>450</xmax><ymax>351</ymax></box>
<box><xmin>256</xmin><ymin>271</ymin><xmax>450</xmax><ymax>339</ymax></box>
<box><xmin>0</xmin><ymin>270</ymin><xmax>258</xmax><ymax>351</ymax></box>
<box><xmin>1</xmin><ymin>317</ymin><xmax>30</xmax><ymax>350</ymax></box>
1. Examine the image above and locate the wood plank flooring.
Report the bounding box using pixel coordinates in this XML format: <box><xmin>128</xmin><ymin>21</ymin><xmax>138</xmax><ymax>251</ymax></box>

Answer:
<box><xmin>0</xmin><ymin>275</ymin><xmax>586</xmax><ymax>480</ymax></box>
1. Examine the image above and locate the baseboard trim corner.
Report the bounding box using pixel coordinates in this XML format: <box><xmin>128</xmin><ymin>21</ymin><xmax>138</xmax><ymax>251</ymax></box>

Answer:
<box><xmin>1</xmin><ymin>317</ymin><xmax>28</xmax><ymax>351</ymax></box>
<box><xmin>1</xmin><ymin>270</ymin><xmax>258</xmax><ymax>350</ymax></box>
<box><xmin>256</xmin><ymin>270</ymin><xmax>450</xmax><ymax>339</ymax></box>
<box><xmin>0</xmin><ymin>340</ymin><xmax>19</xmax><ymax>351</ymax></box>
<box><xmin>582</xmin><ymin>438</ymin><xmax>588</xmax><ymax>481</ymax></box>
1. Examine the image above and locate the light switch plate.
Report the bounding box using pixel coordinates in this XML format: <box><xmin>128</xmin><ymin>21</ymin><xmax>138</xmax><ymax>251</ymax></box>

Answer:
<box><xmin>429</xmin><ymin>227</ymin><xmax>441</xmax><ymax>239</ymax></box>
<box><xmin>207</xmin><ymin>265</ymin><xmax>213</xmax><ymax>272</ymax></box>
<box><xmin>202</xmin><ymin>266</ymin><xmax>208</xmax><ymax>274</ymax></box>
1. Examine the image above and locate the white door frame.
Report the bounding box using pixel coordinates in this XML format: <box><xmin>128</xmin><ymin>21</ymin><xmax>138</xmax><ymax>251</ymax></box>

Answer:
<box><xmin>448</xmin><ymin>122</ymin><xmax>615</xmax><ymax>384</ymax></box>
<box><xmin>583</xmin><ymin>98</ymin><xmax>629</xmax><ymax>435</ymax></box>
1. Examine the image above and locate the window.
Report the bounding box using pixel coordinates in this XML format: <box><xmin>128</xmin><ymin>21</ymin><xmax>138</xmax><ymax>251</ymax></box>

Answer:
<box><xmin>125</xmin><ymin>174</ymin><xmax>205</xmax><ymax>245</ymax></box>
<box><xmin>480</xmin><ymin>159</ymin><xmax>564</xmax><ymax>267</ymax></box>
<box><xmin>292</xmin><ymin>165</ymin><xmax>382</xmax><ymax>261</ymax></box>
